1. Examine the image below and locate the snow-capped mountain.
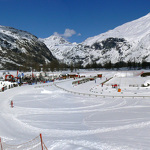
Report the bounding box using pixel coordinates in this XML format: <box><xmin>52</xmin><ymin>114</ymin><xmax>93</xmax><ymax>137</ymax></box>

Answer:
<box><xmin>42</xmin><ymin>13</ymin><xmax>150</xmax><ymax>66</ymax></box>
<box><xmin>39</xmin><ymin>35</ymin><xmax>76</xmax><ymax>60</ymax></box>
<box><xmin>0</xmin><ymin>25</ymin><xmax>55</xmax><ymax>69</ymax></box>
<box><xmin>41</xmin><ymin>35</ymin><xmax>95</xmax><ymax>66</ymax></box>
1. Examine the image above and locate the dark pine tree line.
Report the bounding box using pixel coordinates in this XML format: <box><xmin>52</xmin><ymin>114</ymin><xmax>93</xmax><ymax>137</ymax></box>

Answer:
<box><xmin>17</xmin><ymin>59</ymin><xmax>150</xmax><ymax>72</ymax></box>
<box><xmin>84</xmin><ymin>60</ymin><xmax>150</xmax><ymax>70</ymax></box>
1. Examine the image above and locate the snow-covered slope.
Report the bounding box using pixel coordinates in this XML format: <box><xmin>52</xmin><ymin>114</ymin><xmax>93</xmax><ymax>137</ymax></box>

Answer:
<box><xmin>83</xmin><ymin>13</ymin><xmax>150</xmax><ymax>46</ymax></box>
<box><xmin>1</xmin><ymin>70</ymin><xmax>150</xmax><ymax>150</ymax></box>
<box><xmin>42</xmin><ymin>13</ymin><xmax>150</xmax><ymax>66</ymax></box>
<box><xmin>0</xmin><ymin>25</ymin><xmax>55</xmax><ymax>69</ymax></box>
<box><xmin>40</xmin><ymin>35</ymin><xmax>76</xmax><ymax>60</ymax></box>
<box><xmin>41</xmin><ymin>35</ymin><xmax>97</xmax><ymax>66</ymax></box>
<box><xmin>82</xmin><ymin>12</ymin><xmax>150</xmax><ymax>63</ymax></box>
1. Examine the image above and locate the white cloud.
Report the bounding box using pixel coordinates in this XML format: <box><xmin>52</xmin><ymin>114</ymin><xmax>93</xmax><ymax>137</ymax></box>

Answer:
<box><xmin>53</xmin><ymin>28</ymin><xmax>81</xmax><ymax>39</ymax></box>
<box><xmin>53</xmin><ymin>32</ymin><xmax>60</xmax><ymax>37</ymax></box>
<box><xmin>77</xmin><ymin>33</ymin><xmax>81</xmax><ymax>36</ymax></box>
<box><xmin>63</xmin><ymin>29</ymin><xmax>76</xmax><ymax>38</ymax></box>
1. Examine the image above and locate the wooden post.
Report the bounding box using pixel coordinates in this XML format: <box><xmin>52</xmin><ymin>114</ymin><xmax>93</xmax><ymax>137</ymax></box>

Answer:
<box><xmin>40</xmin><ymin>133</ymin><xmax>43</xmax><ymax>150</ymax></box>
<box><xmin>0</xmin><ymin>137</ymin><xmax>3</xmax><ymax>150</ymax></box>
<box><xmin>11</xmin><ymin>101</ymin><xmax>13</xmax><ymax>108</ymax></box>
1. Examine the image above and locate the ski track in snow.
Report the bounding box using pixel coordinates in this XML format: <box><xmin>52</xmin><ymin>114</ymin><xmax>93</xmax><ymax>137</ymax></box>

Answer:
<box><xmin>1</xmin><ymin>71</ymin><xmax>150</xmax><ymax>149</ymax></box>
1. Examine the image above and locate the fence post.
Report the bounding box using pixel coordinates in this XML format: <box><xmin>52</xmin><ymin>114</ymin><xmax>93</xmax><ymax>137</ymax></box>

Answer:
<box><xmin>11</xmin><ymin>100</ymin><xmax>13</xmax><ymax>108</ymax></box>
<box><xmin>40</xmin><ymin>133</ymin><xmax>43</xmax><ymax>150</ymax></box>
<box><xmin>0</xmin><ymin>137</ymin><xmax>3</xmax><ymax>150</ymax></box>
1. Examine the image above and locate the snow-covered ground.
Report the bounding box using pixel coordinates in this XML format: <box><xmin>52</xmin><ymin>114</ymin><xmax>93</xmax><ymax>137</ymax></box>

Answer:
<box><xmin>1</xmin><ymin>70</ymin><xmax>150</xmax><ymax>150</ymax></box>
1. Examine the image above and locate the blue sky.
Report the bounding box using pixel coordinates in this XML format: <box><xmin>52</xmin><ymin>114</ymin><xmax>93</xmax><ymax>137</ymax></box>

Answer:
<box><xmin>0</xmin><ymin>0</ymin><xmax>150</xmax><ymax>43</ymax></box>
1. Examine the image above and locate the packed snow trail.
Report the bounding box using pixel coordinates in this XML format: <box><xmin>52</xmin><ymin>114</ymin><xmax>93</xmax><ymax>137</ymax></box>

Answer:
<box><xmin>1</xmin><ymin>74</ymin><xmax>150</xmax><ymax>149</ymax></box>
<box><xmin>0</xmin><ymin>85</ymin><xmax>43</xmax><ymax>141</ymax></box>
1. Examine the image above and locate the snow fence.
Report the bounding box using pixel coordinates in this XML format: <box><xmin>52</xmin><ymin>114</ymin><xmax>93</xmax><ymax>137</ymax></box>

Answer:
<box><xmin>0</xmin><ymin>134</ymin><xmax>48</xmax><ymax>150</ymax></box>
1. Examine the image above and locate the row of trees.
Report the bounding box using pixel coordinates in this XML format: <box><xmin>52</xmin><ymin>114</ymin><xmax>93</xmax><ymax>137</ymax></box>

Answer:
<box><xmin>18</xmin><ymin>60</ymin><xmax>68</xmax><ymax>72</ymax></box>
<box><xmin>85</xmin><ymin>61</ymin><xmax>150</xmax><ymax>70</ymax></box>
<box><xmin>18</xmin><ymin>60</ymin><xmax>150</xmax><ymax>72</ymax></box>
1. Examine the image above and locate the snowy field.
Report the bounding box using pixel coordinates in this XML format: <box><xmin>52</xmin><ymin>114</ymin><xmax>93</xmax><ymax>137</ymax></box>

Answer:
<box><xmin>1</xmin><ymin>70</ymin><xmax>150</xmax><ymax>150</ymax></box>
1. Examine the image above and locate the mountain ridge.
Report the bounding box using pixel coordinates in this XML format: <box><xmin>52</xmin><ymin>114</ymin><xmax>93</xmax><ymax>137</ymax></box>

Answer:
<box><xmin>0</xmin><ymin>13</ymin><xmax>150</xmax><ymax>69</ymax></box>
<box><xmin>42</xmin><ymin>13</ymin><xmax>150</xmax><ymax>66</ymax></box>
<box><xmin>0</xmin><ymin>25</ymin><xmax>55</xmax><ymax>70</ymax></box>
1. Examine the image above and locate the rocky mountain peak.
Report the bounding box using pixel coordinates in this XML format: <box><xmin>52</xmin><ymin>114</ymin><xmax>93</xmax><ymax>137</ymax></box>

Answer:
<box><xmin>0</xmin><ymin>25</ymin><xmax>55</xmax><ymax>70</ymax></box>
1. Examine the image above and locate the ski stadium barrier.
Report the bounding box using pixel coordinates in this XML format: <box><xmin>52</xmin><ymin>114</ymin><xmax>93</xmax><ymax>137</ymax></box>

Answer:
<box><xmin>0</xmin><ymin>134</ymin><xmax>48</xmax><ymax>150</ymax></box>
<box><xmin>33</xmin><ymin>79</ymin><xmax>150</xmax><ymax>98</ymax></box>
<box><xmin>53</xmin><ymin>83</ymin><xmax>150</xmax><ymax>99</ymax></box>
<box><xmin>35</xmin><ymin>83</ymin><xmax>53</xmax><ymax>88</ymax></box>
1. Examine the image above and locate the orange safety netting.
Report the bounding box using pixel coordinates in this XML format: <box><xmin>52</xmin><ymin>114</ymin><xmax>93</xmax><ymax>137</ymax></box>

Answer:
<box><xmin>0</xmin><ymin>134</ymin><xmax>48</xmax><ymax>150</ymax></box>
